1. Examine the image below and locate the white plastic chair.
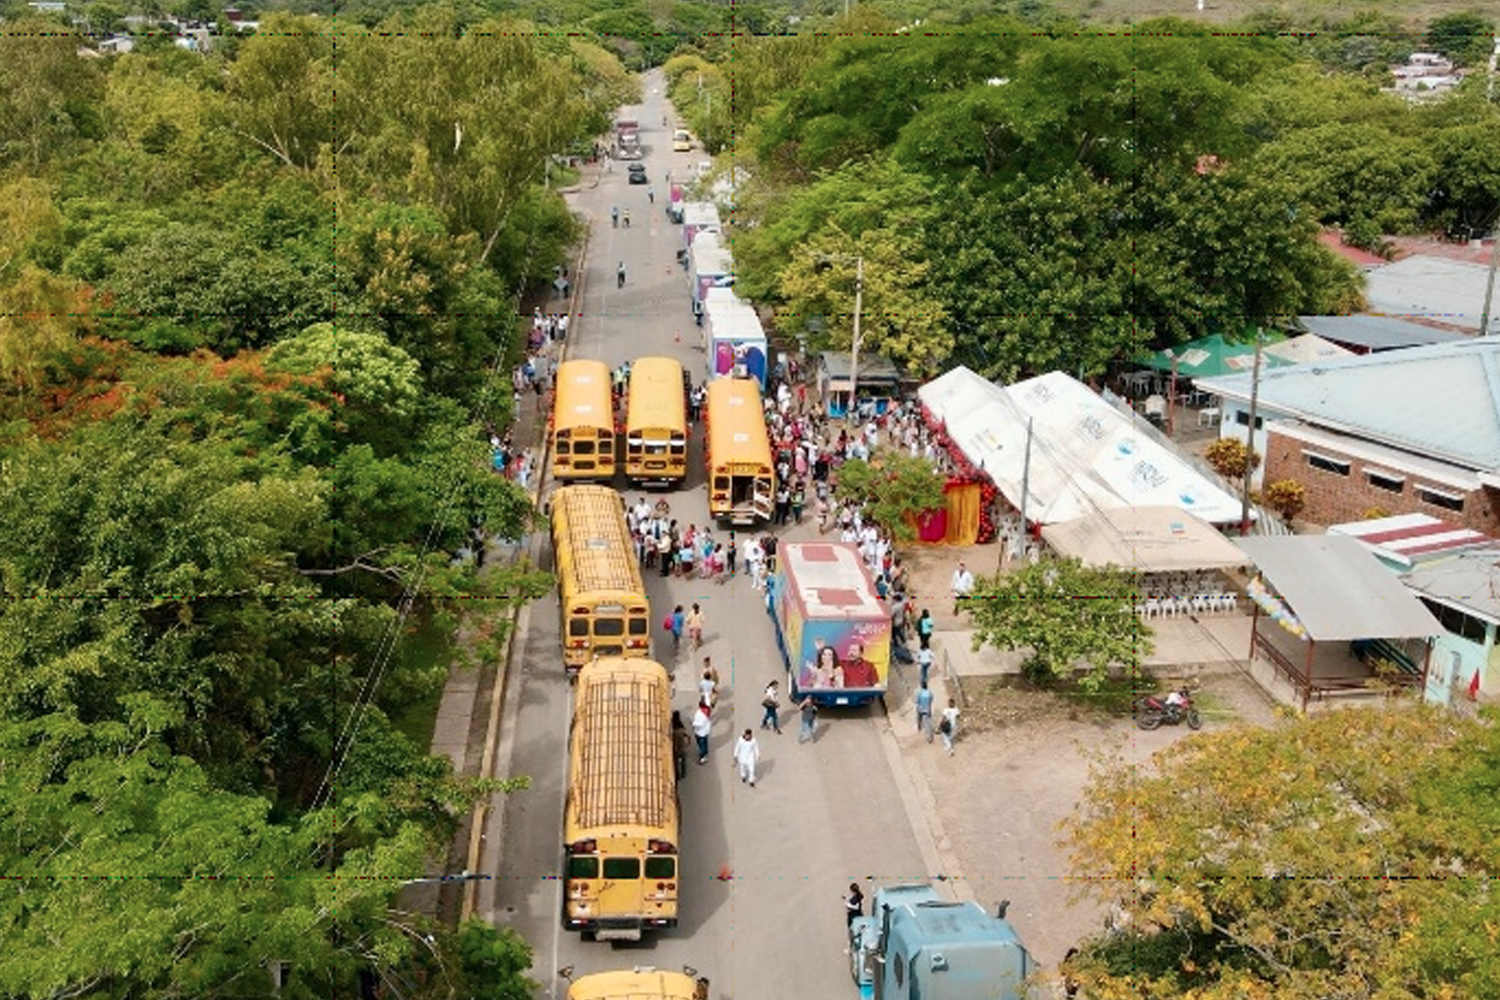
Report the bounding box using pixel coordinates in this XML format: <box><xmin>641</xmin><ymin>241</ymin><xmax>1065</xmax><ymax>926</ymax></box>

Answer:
<box><xmin>1143</xmin><ymin>599</ymin><xmax>1162</xmax><ymax>620</ymax></box>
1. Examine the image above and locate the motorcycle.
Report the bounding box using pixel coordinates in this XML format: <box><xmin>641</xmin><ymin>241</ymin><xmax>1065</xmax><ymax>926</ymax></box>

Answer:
<box><xmin>1136</xmin><ymin>688</ymin><xmax>1202</xmax><ymax>731</ymax></box>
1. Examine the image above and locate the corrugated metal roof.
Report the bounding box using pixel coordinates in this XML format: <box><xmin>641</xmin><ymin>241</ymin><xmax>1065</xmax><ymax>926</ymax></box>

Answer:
<box><xmin>1193</xmin><ymin>338</ymin><xmax>1500</xmax><ymax>471</ymax></box>
<box><xmin>1329</xmin><ymin>513</ymin><xmax>1493</xmax><ymax>571</ymax></box>
<box><xmin>1401</xmin><ymin>549</ymin><xmax>1500</xmax><ymax>624</ymax></box>
<box><xmin>1362</xmin><ymin>256</ymin><xmax>1494</xmax><ymax>332</ymax></box>
<box><xmin>1295</xmin><ymin>315</ymin><xmax>1467</xmax><ymax>351</ymax></box>
<box><xmin>1236</xmin><ymin>535</ymin><xmax>1443</xmax><ymax>641</ymax></box>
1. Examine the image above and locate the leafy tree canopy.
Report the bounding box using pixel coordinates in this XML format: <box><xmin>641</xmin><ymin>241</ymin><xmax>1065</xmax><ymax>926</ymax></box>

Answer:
<box><xmin>1064</xmin><ymin>707</ymin><xmax>1500</xmax><ymax>999</ymax></box>
<box><xmin>968</xmin><ymin>557</ymin><xmax>1149</xmax><ymax>689</ymax></box>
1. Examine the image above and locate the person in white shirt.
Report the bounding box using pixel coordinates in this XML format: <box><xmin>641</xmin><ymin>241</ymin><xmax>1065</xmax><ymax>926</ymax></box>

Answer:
<box><xmin>733</xmin><ymin>729</ymin><xmax>761</xmax><ymax>786</ymax></box>
<box><xmin>745</xmin><ymin>536</ymin><xmax>765</xmax><ymax>591</ymax></box>
<box><xmin>951</xmin><ymin>561</ymin><xmax>975</xmax><ymax>616</ymax></box>
<box><xmin>939</xmin><ymin>698</ymin><xmax>960</xmax><ymax>755</ymax></box>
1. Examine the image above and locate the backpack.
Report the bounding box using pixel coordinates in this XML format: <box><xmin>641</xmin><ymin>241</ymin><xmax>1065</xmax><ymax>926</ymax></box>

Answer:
<box><xmin>662</xmin><ymin>614</ymin><xmax>674</xmax><ymax>632</ymax></box>
<box><xmin>919</xmin><ymin>616</ymin><xmax>934</xmax><ymax>637</ymax></box>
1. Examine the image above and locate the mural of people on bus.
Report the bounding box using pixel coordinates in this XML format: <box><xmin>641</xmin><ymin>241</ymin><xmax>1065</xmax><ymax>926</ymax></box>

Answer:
<box><xmin>794</xmin><ymin>626</ymin><xmax>889</xmax><ymax>691</ymax></box>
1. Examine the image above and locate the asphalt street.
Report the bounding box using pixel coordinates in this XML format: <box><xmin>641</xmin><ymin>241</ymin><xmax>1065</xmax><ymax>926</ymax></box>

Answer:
<box><xmin>477</xmin><ymin>74</ymin><xmax>938</xmax><ymax>1000</ymax></box>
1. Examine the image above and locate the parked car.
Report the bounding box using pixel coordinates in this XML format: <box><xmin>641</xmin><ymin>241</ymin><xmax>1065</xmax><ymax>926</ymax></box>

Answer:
<box><xmin>627</xmin><ymin>163</ymin><xmax>648</xmax><ymax>185</ymax></box>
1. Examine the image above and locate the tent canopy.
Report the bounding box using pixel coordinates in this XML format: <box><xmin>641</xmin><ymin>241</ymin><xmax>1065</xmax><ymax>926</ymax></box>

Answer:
<box><xmin>1235</xmin><ymin>534</ymin><xmax>1442</xmax><ymax>641</ymax></box>
<box><xmin>1140</xmin><ymin>333</ymin><xmax>1292</xmax><ymax>379</ymax></box>
<box><xmin>1042</xmin><ymin>506</ymin><xmax>1248</xmax><ymax>573</ymax></box>
<box><xmin>1261</xmin><ymin>333</ymin><xmax>1354</xmax><ymax>365</ymax></box>
<box><xmin>918</xmin><ymin>367</ymin><xmax>1248</xmax><ymax>525</ymax></box>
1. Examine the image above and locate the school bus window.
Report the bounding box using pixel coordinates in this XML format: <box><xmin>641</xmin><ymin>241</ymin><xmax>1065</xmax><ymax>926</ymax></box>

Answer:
<box><xmin>645</xmin><ymin>857</ymin><xmax>676</xmax><ymax>879</ymax></box>
<box><xmin>629</xmin><ymin>619</ymin><xmax>648</xmax><ymax>636</ymax></box>
<box><xmin>574</xmin><ymin>439</ymin><xmax>595</xmax><ymax>455</ymax></box>
<box><xmin>593</xmin><ymin>618</ymin><xmax>625</xmax><ymax>637</ymax></box>
<box><xmin>713</xmin><ymin>476</ymin><xmax>729</xmax><ymax>491</ymax></box>
<box><xmin>603</xmin><ymin>858</ymin><xmax>641</xmax><ymax>879</ymax></box>
<box><xmin>557</xmin><ymin>439</ymin><xmax>571</xmax><ymax>454</ymax></box>
<box><xmin>567</xmin><ymin>855</ymin><xmax>598</xmax><ymax>879</ymax></box>
<box><xmin>569</xmin><ymin>619</ymin><xmax>590</xmax><ymax>637</ymax></box>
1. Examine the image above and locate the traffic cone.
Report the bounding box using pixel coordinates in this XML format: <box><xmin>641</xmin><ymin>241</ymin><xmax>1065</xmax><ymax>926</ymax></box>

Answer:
<box><xmin>716</xmin><ymin>864</ymin><xmax>733</xmax><ymax>882</ymax></box>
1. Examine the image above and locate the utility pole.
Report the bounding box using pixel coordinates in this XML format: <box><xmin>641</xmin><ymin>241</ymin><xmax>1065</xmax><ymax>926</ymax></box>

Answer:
<box><xmin>1480</xmin><ymin>216</ymin><xmax>1500</xmax><ymax>337</ymax></box>
<box><xmin>1165</xmin><ymin>351</ymin><xmax>1179</xmax><ymax>438</ymax></box>
<box><xmin>849</xmin><ymin>255</ymin><xmax>864</xmax><ymax>424</ymax></box>
<box><xmin>1238</xmin><ymin>329</ymin><xmax>1264</xmax><ymax>536</ymax></box>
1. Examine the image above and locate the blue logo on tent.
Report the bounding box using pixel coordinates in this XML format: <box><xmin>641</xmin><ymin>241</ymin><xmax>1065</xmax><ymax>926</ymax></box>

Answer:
<box><xmin>1117</xmin><ymin>439</ymin><xmax>1136</xmax><ymax>456</ymax></box>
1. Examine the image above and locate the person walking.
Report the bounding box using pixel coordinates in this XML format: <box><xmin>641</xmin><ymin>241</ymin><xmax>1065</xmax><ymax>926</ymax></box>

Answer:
<box><xmin>732</xmin><ymin>729</ymin><xmax>761</xmax><ymax>787</ymax></box>
<box><xmin>917</xmin><ymin>608</ymin><xmax>935</xmax><ymax>650</ymax></box>
<box><xmin>622</xmin><ymin>207</ymin><xmax>631</xmax><ymax>228</ymax></box>
<box><xmin>760</xmin><ymin>679</ymin><xmax>782</xmax><ymax>733</ymax></box>
<box><xmin>797</xmin><ymin>696</ymin><xmax>818</xmax><ymax>743</ymax></box>
<box><xmin>671</xmin><ymin>710</ymin><xmax>690</xmax><ymax>780</ymax></box>
<box><xmin>617</xmin><ymin>261</ymin><xmax>626</xmax><ymax>288</ymax></box>
<box><xmin>611</xmin><ymin>205</ymin><xmax>619</xmax><ymax>228</ymax></box>
<box><xmin>914</xmin><ymin>680</ymin><xmax>935</xmax><ymax>742</ymax></box>
<box><xmin>951</xmin><ymin>561</ymin><xmax>975</xmax><ymax>616</ymax></box>
<box><xmin>686</xmin><ymin>602</ymin><xmax>705</xmax><ymax>651</ymax></box>
<box><xmin>647</xmin><ymin>185</ymin><xmax>655</xmax><ymax>204</ymax></box>
<box><xmin>698</xmin><ymin>665</ymin><xmax>718</xmax><ymax>709</ymax></box>
<box><xmin>657</xmin><ymin>529</ymin><xmax>673</xmax><ymax>577</ymax></box>
<box><xmin>726</xmin><ymin>535</ymin><xmax>738</xmax><ymax>577</ymax></box>
<box><xmin>916</xmin><ymin>646</ymin><xmax>934</xmax><ymax>688</ymax></box>
<box><xmin>790</xmin><ymin>481</ymin><xmax>806</xmax><ymax>525</ymax></box>
<box><xmin>670</xmin><ymin>604</ymin><xmax>685</xmax><ymax>654</ymax></box>
<box><xmin>939</xmin><ymin>697</ymin><xmax>960</xmax><ymax>755</ymax></box>
<box><xmin>844</xmin><ymin>883</ymin><xmax>865</xmax><ymax>929</ymax></box>
<box><xmin>773</xmin><ymin>483</ymin><xmax>790</xmax><ymax>526</ymax></box>
<box><xmin>691</xmin><ymin>700</ymin><xmax>712</xmax><ymax>764</ymax></box>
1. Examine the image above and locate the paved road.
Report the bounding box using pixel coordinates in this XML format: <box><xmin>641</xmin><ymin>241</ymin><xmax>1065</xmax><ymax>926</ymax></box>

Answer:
<box><xmin>478</xmin><ymin>74</ymin><xmax>935</xmax><ymax>1000</ymax></box>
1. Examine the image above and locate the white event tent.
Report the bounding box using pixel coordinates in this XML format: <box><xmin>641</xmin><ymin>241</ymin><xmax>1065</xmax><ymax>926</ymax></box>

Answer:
<box><xmin>918</xmin><ymin>366</ymin><xmax>1248</xmax><ymax>526</ymax></box>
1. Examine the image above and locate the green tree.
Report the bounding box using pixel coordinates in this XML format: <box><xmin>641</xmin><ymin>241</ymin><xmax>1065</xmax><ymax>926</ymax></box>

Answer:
<box><xmin>0</xmin><ymin>19</ymin><xmax>106</xmax><ymax>171</ymax></box>
<box><xmin>222</xmin><ymin>15</ymin><xmax>336</xmax><ymax>172</ymax></box>
<box><xmin>1063</xmin><ymin>707</ymin><xmax>1499</xmax><ymax>999</ymax></box>
<box><xmin>778</xmin><ymin>226</ymin><xmax>952</xmax><ymax>377</ymax></box>
<box><xmin>830</xmin><ymin>454</ymin><xmax>948</xmax><ymax>543</ymax></box>
<box><xmin>967</xmin><ymin>557</ymin><xmax>1148</xmax><ymax>690</ymax></box>
<box><xmin>1425</xmin><ymin>10</ymin><xmax>1497</xmax><ymax>68</ymax></box>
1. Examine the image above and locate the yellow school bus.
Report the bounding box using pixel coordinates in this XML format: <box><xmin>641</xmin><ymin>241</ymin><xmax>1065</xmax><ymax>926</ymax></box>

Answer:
<box><xmin>625</xmin><ymin>356</ymin><xmax>688</xmax><ymax>486</ymax></box>
<box><xmin>553</xmin><ymin>359</ymin><xmax>616</xmax><ymax>482</ymax></box>
<box><xmin>705</xmin><ymin>377</ymin><xmax>774</xmax><ymax>524</ymax></box>
<box><xmin>550</xmin><ymin>485</ymin><xmax>651</xmax><ymax>672</ymax></box>
<box><xmin>563</xmin><ymin>657</ymin><xmax>679</xmax><ymax>941</ymax></box>
<box><xmin>563</xmin><ymin>966</ymin><xmax>708</xmax><ymax>1000</ymax></box>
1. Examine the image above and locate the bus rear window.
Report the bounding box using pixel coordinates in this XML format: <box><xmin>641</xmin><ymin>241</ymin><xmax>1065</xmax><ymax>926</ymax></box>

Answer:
<box><xmin>568</xmin><ymin>619</ymin><xmax>590</xmax><ymax>637</ymax></box>
<box><xmin>602</xmin><ymin>858</ymin><xmax>640</xmax><ymax>879</ymax></box>
<box><xmin>574</xmin><ymin>440</ymin><xmax>595</xmax><ymax>455</ymax></box>
<box><xmin>644</xmin><ymin>856</ymin><xmax>676</xmax><ymax>879</ymax></box>
<box><xmin>712</xmin><ymin>476</ymin><xmax>729</xmax><ymax>491</ymax></box>
<box><xmin>567</xmin><ymin>856</ymin><xmax>599</xmax><ymax>879</ymax></box>
<box><xmin>593</xmin><ymin>618</ymin><xmax>624</xmax><ymax>637</ymax></box>
<box><xmin>628</xmin><ymin>618</ymin><xmax>648</xmax><ymax>636</ymax></box>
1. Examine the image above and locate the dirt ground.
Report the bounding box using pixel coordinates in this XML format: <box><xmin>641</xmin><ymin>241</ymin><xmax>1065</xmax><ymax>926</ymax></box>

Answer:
<box><xmin>888</xmin><ymin>538</ymin><xmax>1284</xmax><ymax>974</ymax></box>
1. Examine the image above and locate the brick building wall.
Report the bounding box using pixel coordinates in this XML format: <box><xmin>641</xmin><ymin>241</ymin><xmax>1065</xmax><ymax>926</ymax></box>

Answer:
<box><xmin>1262</xmin><ymin>430</ymin><xmax>1500</xmax><ymax>534</ymax></box>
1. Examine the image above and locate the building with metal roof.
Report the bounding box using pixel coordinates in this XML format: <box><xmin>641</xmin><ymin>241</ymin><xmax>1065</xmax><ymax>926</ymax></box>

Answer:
<box><xmin>1361</xmin><ymin>255</ymin><xmax>1495</xmax><ymax>333</ymax></box>
<box><xmin>1195</xmin><ymin>338</ymin><xmax>1500</xmax><ymax>534</ymax></box>
<box><xmin>1400</xmin><ymin>549</ymin><xmax>1500</xmax><ymax>708</ymax></box>
<box><xmin>1292</xmin><ymin>315</ymin><xmax>1467</xmax><ymax>354</ymax></box>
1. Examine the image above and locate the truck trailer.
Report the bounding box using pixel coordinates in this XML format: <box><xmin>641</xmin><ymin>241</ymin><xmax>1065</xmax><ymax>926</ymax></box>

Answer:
<box><xmin>701</xmin><ymin>287</ymin><xmax>768</xmax><ymax>389</ymax></box>
<box><xmin>768</xmin><ymin>542</ymin><xmax>890</xmax><ymax>708</ymax></box>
